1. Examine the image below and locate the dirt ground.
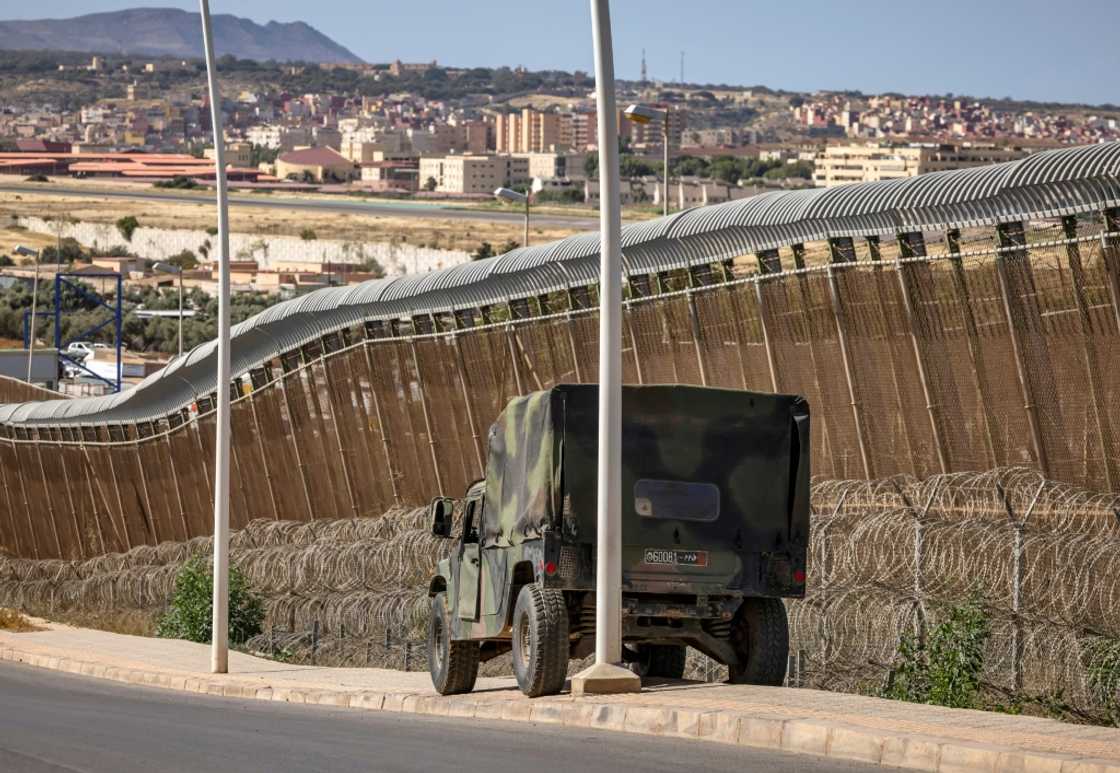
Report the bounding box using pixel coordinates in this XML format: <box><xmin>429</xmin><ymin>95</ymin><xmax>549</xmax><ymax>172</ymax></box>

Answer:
<box><xmin>0</xmin><ymin>181</ymin><xmax>589</xmax><ymax>253</ymax></box>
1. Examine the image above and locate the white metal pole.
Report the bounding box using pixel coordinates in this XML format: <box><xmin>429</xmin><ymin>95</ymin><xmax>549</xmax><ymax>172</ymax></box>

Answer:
<box><xmin>177</xmin><ymin>271</ymin><xmax>184</xmax><ymax>358</ymax></box>
<box><xmin>524</xmin><ymin>197</ymin><xmax>530</xmax><ymax>247</ymax></box>
<box><xmin>200</xmin><ymin>0</ymin><xmax>231</xmax><ymax>675</ymax></box>
<box><xmin>26</xmin><ymin>259</ymin><xmax>40</xmax><ymax>383</ymax></box>
<box><xmin>590</xmin><ymin>0</ymin><xmax>623</xmax><ymax>668</ymax></box>
<box><xmin>662</xmin><ymin>120</ymin><xmax>669</xmax><ymax>217</ymax></box>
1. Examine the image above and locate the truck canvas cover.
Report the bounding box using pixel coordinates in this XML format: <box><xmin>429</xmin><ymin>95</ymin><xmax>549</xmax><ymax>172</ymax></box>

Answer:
<box><xmin>480</xmin><ymin>384</ymin><xmax>810</xmax><ymax>553</ymax></box>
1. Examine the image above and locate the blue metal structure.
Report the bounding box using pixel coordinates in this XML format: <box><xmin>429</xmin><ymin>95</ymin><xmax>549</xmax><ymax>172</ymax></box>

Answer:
<box><xmin>52</xmin><ymin>271</ymin><xmax>123</xmax><ymax>393</ymax></box>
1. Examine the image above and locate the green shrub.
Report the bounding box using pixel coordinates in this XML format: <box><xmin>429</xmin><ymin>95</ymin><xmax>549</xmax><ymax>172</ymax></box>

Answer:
<box><xmin>115</xmin><ymin>215</ymin><xmax>140</xmax><ymax>242</ymax></box>
<box><xmin>883</xmin><ymin>593</ymin><xmax>990</xmax><ymax>709</ymax></box>
<box><xmin>156</xmin><ymin>555</ymin><xmax>263</xmax><ymax>645</ymax></box>
<box><xmin>1086</xmin><ymin>638</ymin><xmax>1120</xmax><ymax>726</ymax></box>
<box><xmin>299</xmin><ymin>227</ymin><xmax>317</xmax><ymax>241</ymax></box>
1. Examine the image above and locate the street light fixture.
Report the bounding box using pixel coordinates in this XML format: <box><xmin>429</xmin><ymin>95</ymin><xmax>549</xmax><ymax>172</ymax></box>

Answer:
<box><xmin>494</xmin><ymin>187</ymin><xmax>530</xmax><ymax>247</ymax></box>
<box><xmin>153</xmin><ymin>261</ymin><xmax>185</xmax><ymax>358</ymax></box>
<box><xmin>15</xmin><ymin>245</ymin><xmax>41</xmax><ymax>383</ymax></box>
<box><xmin>623</xmin><ymin>103</ymin><xmax>671</xmax><ymax>217</ymax></box>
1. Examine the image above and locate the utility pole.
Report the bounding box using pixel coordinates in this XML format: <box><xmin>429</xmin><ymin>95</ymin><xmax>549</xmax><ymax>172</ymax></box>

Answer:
<box><xmin>572</xmin><ymin>0</ymin><xmax>641</xmax><ymax>697</ymax></box>
<box><xmin>199</xmin><ymin>0</ymin><xmax>232</xmax><ymax>675</ymax></box>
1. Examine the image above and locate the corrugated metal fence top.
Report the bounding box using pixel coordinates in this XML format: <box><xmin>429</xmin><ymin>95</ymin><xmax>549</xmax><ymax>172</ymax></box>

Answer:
<box><xmin>4</xmin><ymin>141</ymin><xmax>1120</xmax><ymax>427</ymax></box>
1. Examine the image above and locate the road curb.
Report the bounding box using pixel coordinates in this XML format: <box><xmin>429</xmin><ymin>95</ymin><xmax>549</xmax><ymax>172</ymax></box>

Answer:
<box><xmin>1</xmin><ymin>641</ymin><xmax>1117</xmax><ymax>773</ymax></box>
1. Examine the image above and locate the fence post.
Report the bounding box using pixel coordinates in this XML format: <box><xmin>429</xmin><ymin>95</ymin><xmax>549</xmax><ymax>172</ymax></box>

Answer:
<box><xmin>946</xmin><ymin>229</ymin><xmax>1001</xmax><ymax>467</ymax></box>
<box><xmin>686</xmin><ymin>290</ymin><xmax>709</xmax><ymax>386</ymax></box>
<box><xmin>451</xmin><ymin>334</ymin><xmax>486</xmax><ymax>477</ymax></box>
<box><xmin>505</xmin><ymin>323</ymin><xmax>526</xmax><ymax>395</ymax></box>
<box><xmin>825</xmin><ymin>240</ymin><xmax>873</xmax><ymax>480</ymax></box>
<box><xmin>753</xmin><ymin>256</ymin><xmax>780</xmax><ymax>392</ymax></box>
<box><xmin>248</xmin><ymin>392</ymin><xmax>282</xmax><ymax>521</ymax></box>
<box><xmin>278</xmin><ymin>359</ymin><xmax>317</xmax><ymax>521</ymax></box>
<box><xmin>404</xmin><ymin>641</ymin><xmax>412</xmax><ymax>671</ymax></box>
<box><xmin>319</xmin><ymin>359</ymin><xmax>360</xmax><ymax>518</ymax></box>
<box><xmin>32</xmin><ymin>434</ymin><xmax>64</xmax><ymax>556</ymax></box>
<box><xmin>1061</xmin><ymin>216</ymin><xmax>1117</xmax><ymax>490</ymax></box>
<box><xmin>409</xmin><ymin>338</ymin><xmax>445</xmax><ymax>497</ymax></box>
<box><xmin>361</xmin><ymin>340</ymin><xmax>402</xmax><ymax>506</ymax></box>
<box><xmin>1011</xmin><ymin>520</ymin><xmax>1024</xmax><ymax>694</ymax></box>
<box><xmin>624</xmin><ymin>303</ymin><xmax>645</xmax><ymax>385</ymax></box>
<box><xmin>994</xmin><ymin>222</ymin><xmax>1051</xmax><ymax>478</ymax></box>
<box><xmin>312</xmin><ymin>619</ymin><xmax>320</xmax><ymax>665</ymax></box>
<box><xmin>1102</xmin><ymin>208</ymin><xmax>1120</xmax><ymax>334</ymax></box>
<box><xmin>896</xmin><ymin>232</ymin><xmax>950</xmax><ymax>473</ymax></box>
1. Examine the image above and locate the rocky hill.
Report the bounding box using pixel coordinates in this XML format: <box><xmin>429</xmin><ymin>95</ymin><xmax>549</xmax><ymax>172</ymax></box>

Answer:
<box><xmin>0</xmin><ymin>7</ymin><xmax>362</xmax><ymax>64</ymax></box>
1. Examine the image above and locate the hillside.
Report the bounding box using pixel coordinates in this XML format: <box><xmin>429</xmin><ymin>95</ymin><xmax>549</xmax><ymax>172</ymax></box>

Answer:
<box><xmin>0</xmin><ymin>7</ymin><xmax>362</xmax><ymax>64</ymax></box>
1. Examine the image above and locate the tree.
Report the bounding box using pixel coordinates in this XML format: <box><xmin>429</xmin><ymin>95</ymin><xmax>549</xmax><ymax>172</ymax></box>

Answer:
<box><xmin>423</xmin><ymin>176</ymin><xmax>438</xmax><ymax>192</ymax></box>
<box><xmin>472</xmin><ymin>241</ymin><xmax>495</xmax><ymax>260</ymax></box>
<box><xmin>115</xmin><ymin>215</ymin><xmax>140</xmax><ymax>242</ymax></box>
<box><xmin>584</xmin><ymin>152</ymin><xmax>598</xmax><ymax>179</ymax></box>
<box><xmin>167</xmin><ymin>249</ymin><xmax>198</xmax><ymax>271</ymax></box>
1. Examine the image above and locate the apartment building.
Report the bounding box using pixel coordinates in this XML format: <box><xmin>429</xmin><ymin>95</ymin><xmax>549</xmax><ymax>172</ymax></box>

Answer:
<box><xmin>419</xmin><ymin>154</ymin><xmax>530</xmax><ymax>194</ymax></box>
<box><xmin>624</xmin><ymin>105</ymin><xmax>687</xmax><ymax>153</ymax></box>
<box><xmin>812</xmin><ymin>143</ymin><xmax>1029</xmax><ymax>187</ymax></box>
<box><xmin>245</xmin><ymin>125</ymin><xmax>311</xmax><ymax>151</ymax></box>
<box><xmin>518</xmin><ymin>151</ymin><xmax>589</xmax><ymax>181</ymax></box>
<box><xmin>495</xmin><ymin>109</ymin><xmax>564</xmax><ymax>154</ymax></box>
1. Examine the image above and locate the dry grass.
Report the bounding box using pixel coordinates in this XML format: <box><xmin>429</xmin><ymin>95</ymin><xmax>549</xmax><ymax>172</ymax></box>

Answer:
<box><xmin>0</xmin><ymin>607</ymin><xmax>43</xmax><ymax>632</ymax></box>
<box><xmin>39</xmin><ymin>608</ymin><xmax>158</xmax><ymax>638</ymax></box>
<box><xmin>0</xmin><ymin>185</ymin><xmax>586</xmax><ymax>252</ymax></box>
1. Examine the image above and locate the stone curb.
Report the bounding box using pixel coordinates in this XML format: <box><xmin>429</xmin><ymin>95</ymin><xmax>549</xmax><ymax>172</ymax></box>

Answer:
<box><xmin>1</xmin><ymin>641</ymin><xmax>1117</xmax><ymax>773</ymax></box>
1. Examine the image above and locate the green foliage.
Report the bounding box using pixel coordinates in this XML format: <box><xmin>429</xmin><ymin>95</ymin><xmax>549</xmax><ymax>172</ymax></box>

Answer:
<box><xmin>156</xmin><ymin>556</ymin><xmax>263</xmax><ymax>645</ymax></box>
<box><xmin>619</xmin><ymin>155</ymin><xmax>658</xmax><ymax>178</ymax></box>
<box><xmin>0</xmin><ymin>255</ymin><xmax>11</xmax><ymax>267</ymax></box>
<box><xmin>471</xmin><ymin>241</ymin><xmax>495</xmax><ymax>261</ymax></box>
<box><xmin>249</xmin><ymin>144</ymin><xmax>280</xmax><ymax>167</ymax></box>
<box><xmin>1086</xmin><ymin>638</ymin><xmax>1120</xmax><ymax>725</ymax></box>
<box><xmin>533</xmin><ymin>188</ymin><xmax>583</xmax><ymax>204</ymax></box>
<box><xmin>115</xmin><ymin>215</ymin><xmax>140</xmax><ymax>242</ymax></box>
<box><xmin>423</xmin><ymin>176</ymin><xmax>438</xmax><ymax>192</ymax></box>
<box><xmin>584</xmin><ymin>152</ymin><xmax>598</xmax><ymax>179</ymax></box>
<box><xmin>357</xmin><ymin>257</ymin><xmax>386</xmax><ymax>278</ymax></box>
<box><xmin>299</xmin><ymin>227</ymin><xmax>317</xmax><ymax>241</ymax></box>
<box><xmin>498</xmin><ymin>239</ymin><xmax>520</xmax><ymax>255</ymax></box>
<box><xmin>40</xmin><ymin>237</ymin><xmax>84</xmax><ymax>264</ymax></box>
<box><xmin>166</xmin><ymin>249</ymin><xmax>198</xmax><ymax>271</ymax></box>
<box><xmin>883</xmin><ymin>594</ymin><xmax>991</xmax><ymax>709</ymax></box>
<box><xmin>153</xmin><ymin>176</ymin><xmax>200</xmax><ymax>190</ymax></box>
<box><xmin>205</xmin><ymin>226</ymin><xmax>219</xmax><ymax>236</ymax></box>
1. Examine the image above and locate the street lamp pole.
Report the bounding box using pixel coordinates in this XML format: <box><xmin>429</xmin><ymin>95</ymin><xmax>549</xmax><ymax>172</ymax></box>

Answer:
<box><xmin>494</xmin><ymin>187</ymin><xmax>531</xmax><ymax>248</ymax></box>
<box><xmin>15</xmin><ymin>246</ymin><xmax>40</xmax><ymax>383</ymax></box>
<box><xmin>153</xmin><ymin>262</ymin><xmax>185</xmax><ymax>358</ymax></box>
<box><xmin>524</xmin><ymin>195</ymin><xmax>530</xmax><ymax>247</ymax></box>
<box><xmin>199</xmin><ymin>0</ymin><xmax>232</xmax><ymax>675</ymax></box>
<box><xmin>571</xmin><ymin>0</ymin><xmax>641</xmax><ymax>696</ymax></box>
<box><xmin>662</xmin><ymin>119</ymin><xmax>670</xmax><ymax>217</ymax></box>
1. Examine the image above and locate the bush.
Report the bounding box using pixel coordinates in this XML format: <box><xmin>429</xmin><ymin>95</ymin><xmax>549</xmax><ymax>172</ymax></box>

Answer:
<box><xmin>153</xmin><ymin>175</ymin><xmax>200</xmax><ymax>190</ymax></box>
<box><xmin>299</xmin><ymin>227</ymin><xmax>317</xmax><ymax>241</ymax></box>
<box><xmin>24</xmin><ymin>174</ymin><xmax>49</xmax><ymax>183</ymax></box>
<box><xmin>1086</xmin><ymin>639</ymin><xmax>1120</xmax><ymax>726</ymax></box>
<box><xmin>882</xmin><ymin>593</ymin><xmax>990</xmax><ymax>709</ymax></box>
<box><xmin>115</xmin><ymin>215</ymin><xmax>140</xmax><ymax>242</ymax></box>
<box><xmin>156</xmin><ymin>555</ymin><xmax>263</xmax><ymax>645</ymax></box>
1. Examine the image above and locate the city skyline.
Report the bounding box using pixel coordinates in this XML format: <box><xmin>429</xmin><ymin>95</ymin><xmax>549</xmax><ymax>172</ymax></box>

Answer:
<box><xmin>2</xmin><ymin>0</ymin><xmax>1118</xmax><ymax>106</ymax></box>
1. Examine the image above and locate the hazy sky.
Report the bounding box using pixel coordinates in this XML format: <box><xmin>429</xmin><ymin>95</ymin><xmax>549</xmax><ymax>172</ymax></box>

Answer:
<box><xmin>7</xmin><ymin>1</ymin><xmax>1119</xmax><ymax>104</ymax></box>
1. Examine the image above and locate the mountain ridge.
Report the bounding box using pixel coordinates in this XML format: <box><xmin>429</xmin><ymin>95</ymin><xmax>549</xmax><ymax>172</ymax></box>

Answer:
<box><xmin>0</xmin><ymin>7</ymin><xmax>363</xmax><ymax>64</ymax></box>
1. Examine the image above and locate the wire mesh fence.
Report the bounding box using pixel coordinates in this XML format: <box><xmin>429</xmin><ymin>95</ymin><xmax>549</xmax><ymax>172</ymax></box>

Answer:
<box><xmin>2</xmin><ymin>468</ymin><xmax>1117</xmax><ymax>719</ymax></box>
<box><xmin>1</xmin><ymin>222</ymin><xmax>1119</xmax><ymax>561</ymax></box>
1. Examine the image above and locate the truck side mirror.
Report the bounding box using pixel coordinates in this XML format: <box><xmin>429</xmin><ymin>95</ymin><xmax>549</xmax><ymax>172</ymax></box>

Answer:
<box><xmin>430</xmin><ymin>497</ymin><xmax>455</xmax><ymax>538</ymax></box>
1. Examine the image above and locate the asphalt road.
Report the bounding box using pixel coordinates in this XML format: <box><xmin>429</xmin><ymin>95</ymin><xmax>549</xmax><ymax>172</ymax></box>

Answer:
<box><xmin>0</xmin><ymin>661</ymin><xmax>879</xmax><ymax>773</ymax></box>
<box><xmin>0</xmin><ymin>184</ymin><xmax>598</xmax><ymax>228</ymax></box>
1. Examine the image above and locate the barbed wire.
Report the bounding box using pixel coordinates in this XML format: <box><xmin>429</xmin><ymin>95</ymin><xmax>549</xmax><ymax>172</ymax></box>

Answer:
<box><xmin>1</xmin><ymin>468</ymin><xmax>1118</xmax><ymax>719</ymax></box>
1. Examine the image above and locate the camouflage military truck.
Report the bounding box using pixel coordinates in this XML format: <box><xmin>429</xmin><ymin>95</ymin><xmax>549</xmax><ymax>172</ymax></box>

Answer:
<box><xmin>427</xmin><ymin>384</ymin><xmax>810</xmax><ymax>698</ymax></box>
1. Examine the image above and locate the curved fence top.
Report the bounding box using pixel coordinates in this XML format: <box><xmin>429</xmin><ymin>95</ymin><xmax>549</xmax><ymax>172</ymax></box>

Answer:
<box><xmin>4</xmin><ymin>140</ymin><xmax>1120</xmax><ymax>428</ymax></box>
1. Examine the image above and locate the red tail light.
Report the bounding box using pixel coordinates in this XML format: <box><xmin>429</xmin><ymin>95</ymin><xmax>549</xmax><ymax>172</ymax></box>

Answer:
<box><xmin>793</xmin><ymin>569</ymin><xmax>806</xmax><ymax>585</ymax></box>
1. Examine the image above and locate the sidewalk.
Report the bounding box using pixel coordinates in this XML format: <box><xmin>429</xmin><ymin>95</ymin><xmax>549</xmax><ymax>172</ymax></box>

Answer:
<box><xmin>2</xmin><ymin>621</ymin><xmax>1119</xmax><ymax>772</ymax></box>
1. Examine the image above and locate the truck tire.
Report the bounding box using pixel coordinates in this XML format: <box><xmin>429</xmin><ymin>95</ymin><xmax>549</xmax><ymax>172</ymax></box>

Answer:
<box><xmin>728</xmin><ymin>597</ymin><xmax>788</xmax><ymax>686</ymax></box>
<box><xmin>428</xmin><ymin>592</ymin><xmax>479</xmax><ymax>695</ymax></box>
<box><xmin>628</xmin><ymin>644</ymin><xmax>687</xmax><ymax>679</ymax></box>
<box><xmin>511</xmin><ymin>583</ymin><xmax>569</xmax><ymax>697</ymax></box>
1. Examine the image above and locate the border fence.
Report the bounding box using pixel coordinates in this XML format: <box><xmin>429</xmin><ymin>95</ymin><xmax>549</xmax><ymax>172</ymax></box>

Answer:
<box><xmin>0</xmin><ymin>217</ymin><xmax>1118</xmax><ymax>560</ymax></box>
<box><xmin>3</xmin><ymin>470</ymin><xmax>1117</xmax><ymax>718</ymax></box>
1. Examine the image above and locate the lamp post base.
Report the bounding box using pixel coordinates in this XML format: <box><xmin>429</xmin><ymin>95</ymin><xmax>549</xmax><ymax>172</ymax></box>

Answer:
<box><xmin>570</xmin><ymin>661</ymin><xmax>642</xmax><ymax>696</ymax></box>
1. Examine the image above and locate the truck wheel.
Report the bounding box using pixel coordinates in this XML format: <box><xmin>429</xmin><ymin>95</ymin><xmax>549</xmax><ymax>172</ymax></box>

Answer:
<box><xmin>728</xmin><ymin>597</ymin><xmax>788</xmax><ymax>686</ymax></box>
<box><xmin>511</xmin><ymin>584</ymin><xmax>569</xmax><ymax>697</ymax></box>
<box><xmin>428</xmin><ymin>592</ymin><xmax>479</xmax><ymax>695</ymax></box>
<box><xmin>628</xmin><ymin>644</ymin><xmax>687</xmax><ymax>679</ymax></box>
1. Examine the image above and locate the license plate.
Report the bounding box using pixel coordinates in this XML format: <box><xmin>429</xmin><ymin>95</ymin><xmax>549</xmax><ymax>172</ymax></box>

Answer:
<box><xmin>643</xmin><ymin>549</ymin><xmax>709</xmax><ymax>567</ymax></box>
